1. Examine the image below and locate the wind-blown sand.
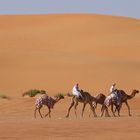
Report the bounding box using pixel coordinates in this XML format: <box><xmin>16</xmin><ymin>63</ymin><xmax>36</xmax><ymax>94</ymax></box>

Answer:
<box><xmin>0</xmin><ymin>14</ymin><xmax>140</xmax><ymax>140</ymax></box>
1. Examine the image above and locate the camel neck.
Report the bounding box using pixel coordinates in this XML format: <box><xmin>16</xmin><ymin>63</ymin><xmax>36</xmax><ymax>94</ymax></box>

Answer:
<box><xmin>55</xmin><ymin>97</ymin><xmax>61</xmax><ymax>103</ymax></box>
<box><xmin>127</xmin><ymin>92</ymin><xmax>136</xmax><ymax>99</ymax></box>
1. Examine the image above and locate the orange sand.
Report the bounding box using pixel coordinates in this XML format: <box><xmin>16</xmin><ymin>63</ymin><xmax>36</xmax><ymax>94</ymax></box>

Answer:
<box><xmin>0</xmin><ymin>14</ymin><xmax>140</xmax><ymax>140</ymax></box>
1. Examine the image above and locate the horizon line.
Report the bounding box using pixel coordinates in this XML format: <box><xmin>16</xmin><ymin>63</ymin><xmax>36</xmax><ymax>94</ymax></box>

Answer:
<box><xmin>0</xmin><ymin>13</ymin><xmax>139</xmax><ymax>20</ymax></box>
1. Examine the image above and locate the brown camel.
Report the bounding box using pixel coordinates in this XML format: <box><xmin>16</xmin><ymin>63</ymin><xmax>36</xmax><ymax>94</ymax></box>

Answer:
<box><xmin>89</xmin><ymin>93</ymin><xmax>106</xmax><ymax>117</ymax></box>
<box><xmin>114</xmin><ymin>89</ymin><xmax>139</xmax><ymax>116</ymax></box>
<box><xmin>65</xmin><ymin>90</ymin><xmax>97</xmax><ymax>118</ymax></box>
<box><xmin>34</xmin><ymin>94</ymin><xmax>64</xmax><ymax>118</ymax></box>
<box><xmin>91</xmin><ymin>93</ymin><xmax>121</xmax><ymax>117</ymax></box>
<box><xmin>101</xmin><ymin>89</ymin><xmax>139</xmax><ymax>117</ymax></box>
<box><xmin>93</xmin><ymin>93</ymin><xmax>106</xmax><ymax>109</ymax></box>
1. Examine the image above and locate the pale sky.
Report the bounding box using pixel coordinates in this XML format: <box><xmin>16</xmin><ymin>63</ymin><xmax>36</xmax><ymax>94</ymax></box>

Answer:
<box><xmin>0</xmin><ymin>0</ymin><xmax>140</xmax><ymax>19</ymax></box>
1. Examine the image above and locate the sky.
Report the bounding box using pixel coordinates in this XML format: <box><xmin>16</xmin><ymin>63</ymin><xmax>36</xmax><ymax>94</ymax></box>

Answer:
<box><xmin>0</xmin><ymin>0</ymin><xmax>140</xmax><ymax>19</ymax></box>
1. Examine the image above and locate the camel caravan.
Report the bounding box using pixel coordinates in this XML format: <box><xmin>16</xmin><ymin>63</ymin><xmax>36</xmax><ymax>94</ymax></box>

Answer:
<box><xmin>34</xmin><ymin>83</ymin><xmax>139</xmax><ymax>118</ymax></box>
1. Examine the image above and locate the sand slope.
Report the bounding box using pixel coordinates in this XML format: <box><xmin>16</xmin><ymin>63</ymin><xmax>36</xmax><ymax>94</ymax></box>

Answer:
<box><xmin>0</xmin><ymin>14</ymin><xmax>140</xmax><ymax>96</ymax></box>
<box><xmin>0</xmin><ymin>14</ymin><xmax>140</xmax><ymax>140</ymax></box>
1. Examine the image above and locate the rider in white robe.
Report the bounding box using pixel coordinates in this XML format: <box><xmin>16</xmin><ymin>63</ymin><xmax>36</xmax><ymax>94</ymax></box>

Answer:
<box><xmin>72</xmin><ymin>83</ymin><xmax>83</xmax><ymax>98</ymax></box>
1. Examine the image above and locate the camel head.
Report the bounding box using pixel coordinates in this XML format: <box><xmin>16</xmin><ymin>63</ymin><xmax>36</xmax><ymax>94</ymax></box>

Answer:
<box><xmin>54</xmin><ymin>93</ymin><xmax>65</xmax><ymax>100</ymax></box>
<box><xmin>132</xmin><ymin>89</ymin><xmax>139</xmax><ymax>95</ymax></box>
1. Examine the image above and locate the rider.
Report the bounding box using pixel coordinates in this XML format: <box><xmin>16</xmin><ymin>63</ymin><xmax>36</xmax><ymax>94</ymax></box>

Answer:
<box><xmin>109</xmin><ymin>83</ymin><xmax>120</xmax><ymax>105</ymax></box>
<box><xmin>110</xmin><ymin>83</ymin><xmax>117</xmax><ymax>93</ymax></box>
<box><xmin>72</xmin><ymin>83</ymin><xmax>84</xmax><ymax>99</ymax></box>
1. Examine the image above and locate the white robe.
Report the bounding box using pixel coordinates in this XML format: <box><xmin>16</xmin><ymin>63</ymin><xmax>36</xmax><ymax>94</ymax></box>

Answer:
<box><xmin>104</xmin><ymin>93</ymin><xmax>116</xmax><ymax>107</ymax></box>
<box><xmin>110</xmin><ymin>85</ymin><xmax>116</xmax><ymax>93</ymax></box>
<box><xmin>72</xmin><ymin>85</ymin><xmax>82</xmax><ymax>97</ymax></box>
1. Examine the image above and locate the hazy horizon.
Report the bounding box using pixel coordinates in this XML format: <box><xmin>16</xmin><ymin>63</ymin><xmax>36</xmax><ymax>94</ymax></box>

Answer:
<box><xmin>0</xmin><ymin>0</ymin><xmax>140</xmax><ymax>19</ymax></box>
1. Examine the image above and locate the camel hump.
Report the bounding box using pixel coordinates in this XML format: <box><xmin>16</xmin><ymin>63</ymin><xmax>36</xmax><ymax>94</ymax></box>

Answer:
<box><xmin>98</xmin><ymin>93</ymin><xmax>106</xmax><ymax>98</ymax></box>
<box><xmin>80</xmin><ymin>90</ymin><xmax>92</xmax><ymax>98</ymax></box>
<box><xmin>79</xmin><ymin>90</ymin><xmax>85</xmax><ymax>98</ymax></box>
<box><xmin>40</xmin><ymin>94</ymin><xmax>49</xmax><ymax>100</ymax></box>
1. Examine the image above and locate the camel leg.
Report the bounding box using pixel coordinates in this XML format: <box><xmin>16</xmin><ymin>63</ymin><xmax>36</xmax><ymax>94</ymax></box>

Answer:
<box><xmin>115</xmin><ymin>105</ymin><xmax>119</xmax><ymax>117</ymax></box>
<box><xmin>114</xmin><ymin>105</ymin><xmax>119</xmax><ymax>116</ymax></box>
<box><xmin>101</xmin><ymin>105</ymin><xmax>103</xmax><ymax>112</ymax></box>
<box><xmin>101</xmin><ymin>105</ymin><xmax>105</xmax><ymax>117</ymax></box>
<box><xmin>34</xmin><ymin>107</ymin><xmax>43</xmax><ymax>118</ymax></box>
<box><xmin>114</xmin><ymin>105</ymin><xmax>120</xmax><ymax>117</ymax></box>
<box><xmin>65</xmin><ymin>100</ymin><xmax>74</xmax><ymax>118</ymax></box>
<box><xmin>89</xmin><ymin>107</ymin><xmax>92</xmax><ymax>117</ymax></box>
<box><xmin>105</xmin><ymin>107</ymin><xmax>110</xmax><ymax>117</ymax></box>
<box><xmin>44</xmin><ymin>111</ymin><xmax>50</xmax><ymax>117</ymax></box>
<box><xmin>44</xmin><ymin>107</ymin><xmax>51</xmax><ymax>118</ymax></box>
<box><xmin>74</xmin><ymin>101</ymin><xmax>78</xmax><ymax>118</ymax></box>
<box><xmin>117</xmin><ymin>107</ymin><xmax>120</xmax><ymax>117</ymax></box>
<box><xmin>89</xmin><ymin>107</ymin><xmax>93</xmax><ymax>117</ymax></box>
<box><xmin>125</xmin><ymin>101</ymin><xmax>131</xmax><ymax>116</ymax></box>
<box><xmin>111</xmin><ymin>104</ymin><xmax>116</xmax><ymax>117</ymax></box>
<box><xmin>81</xmin><ymin>103</ymin><xmax>86</xmax><ymax>117</ymax></box>
<box><xmin>34</xmin><ymin>107</ymin><xmax>37</xmax><ymax>118</ymax></box>
<box><xmin>89</xmin><ymin>103</ymin><xmax>97</xmax><ymax>117</ymax></box>
<box><xmin>38</xmin><ymin>107</ymin><xmax>43</xmax><ymax>118</ymax></box>
<box><xmin>101</xmin><ymin>104</ymin><xmax>110</xmax><ymax>117</ymax></box>
<box><xmin>117</xmin><ymin>104</ymin><xmax>122</xmax><ymax>117</ymax></box>
<box><xmin>114</xmin><ymin>106</ymin><xmax>117</xmax><ymax>113</ymax></box>
<box><xmin>101</xmin><ymin>109</ymin><xmax>104</xmax><ymax>117</ymax></box>
<box><xmin>48</xmin><ymin>108</ymin><xmax>51</xmax><ymax>118</ymax></box>
<box><xmin>95</xmin><ymin>103</ymin><xmax>98</xmax><ymax>109</ymax></box>
<box><xmin>89</xmin><ymin>102</ymin><xmax>97</xmax><ymax>117</ymax></box>
<box><xmin>101</xmin><ymin>105</ymin><xmax>105</xmax><ymax>114</ymax></box>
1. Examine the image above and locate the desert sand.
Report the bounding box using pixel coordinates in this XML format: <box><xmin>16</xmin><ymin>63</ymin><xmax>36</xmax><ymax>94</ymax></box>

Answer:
<box><xmin>0</xmin><ymin>14</ymin><xmax>140</xmax><ymax>140</ymax></box>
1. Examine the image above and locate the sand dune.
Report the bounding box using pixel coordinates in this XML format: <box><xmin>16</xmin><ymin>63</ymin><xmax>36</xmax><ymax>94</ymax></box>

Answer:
<box><xmin>0</xmin><ymin>14</ymin><xmax>140</xmax><ymax>140</ymax></box>
<box><xmin>0</xmin><ymin>14</ymin><xmax>140</xmax><ymax>96</ymax></box>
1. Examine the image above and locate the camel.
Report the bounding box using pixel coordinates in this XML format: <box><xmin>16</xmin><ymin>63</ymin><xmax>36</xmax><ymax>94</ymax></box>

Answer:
<box><xmin>89</xmin><ymin>93</ymin><xmax>106</xmax><ymax>117</ymax></box>
<box><xmin>34</xmin><ymin>94</ymin><xmax>64</xmax><ymax>118</ymax></box>
<box><xmin>65</xmin><ymin>90</ymin><xmax>97</xmax><ymax>118</ymax></box>
<box><xmin>93</xmin><ymin>93</ymin><xmax>106</xmax><ymax>109</ymax></box>
<box><xmin>114</xmin><ymin>89</ymin><xmax>139</xmax><ymax>116</ymax></box>
<box><xmin>101</xmin><ymin>89</ymin><xmax>139</xmax><ymax>117</ymax></box>
<box><xmin>90</xmin><ymin>93</ymin><xmax>122</xmax><ymax>117</ymax></box>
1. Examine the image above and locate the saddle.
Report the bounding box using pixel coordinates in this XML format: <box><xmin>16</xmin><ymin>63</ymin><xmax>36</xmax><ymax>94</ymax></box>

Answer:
<box><xmin>74</xmin><ymin>89</ymin><xmax>84</xmax><ymax>100</ymax></box>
